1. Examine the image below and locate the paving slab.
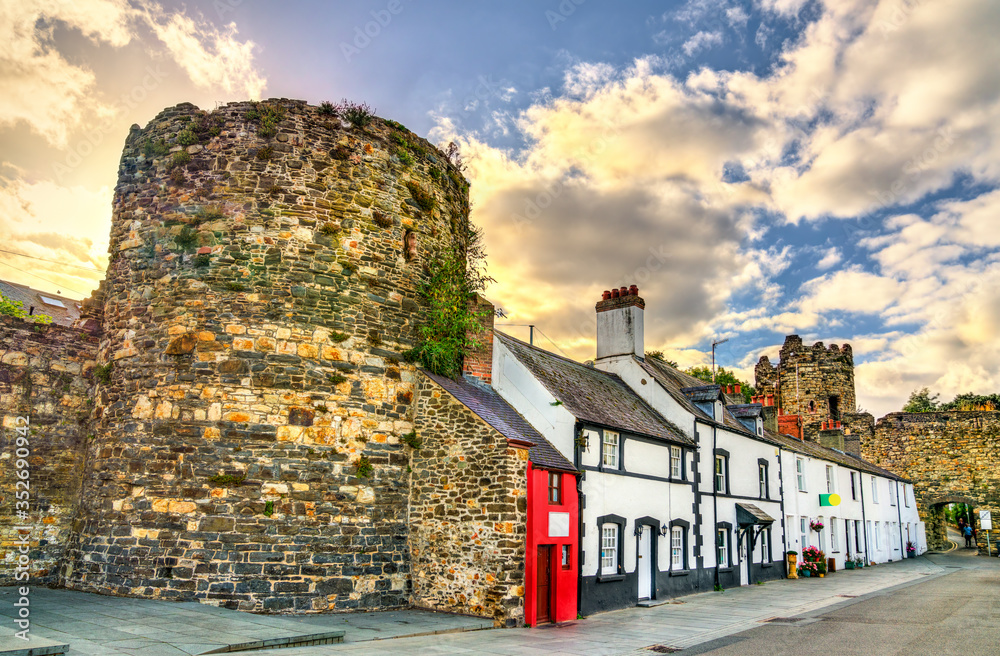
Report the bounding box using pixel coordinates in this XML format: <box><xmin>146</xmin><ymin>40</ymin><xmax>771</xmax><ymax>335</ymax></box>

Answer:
<box><xmin>0</xmin><ymin>589</ymin><xmax>490</xmax><ymax>655</ymax></box>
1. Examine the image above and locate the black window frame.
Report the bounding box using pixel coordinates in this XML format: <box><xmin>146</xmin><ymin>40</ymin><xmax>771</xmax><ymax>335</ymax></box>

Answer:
<box><xmin>714</xmin><ymin>448</ymin><xmax>731</xmax><ymax>495</ymax></box>
<box><xmin>757</xmin><ymin>458</ymin><xmax>769</xmax><ymax>499</ymax></box>
<box><xmin>716</xmin><ymin>521</ymin><xmax>733</xmax><ymax>570</ymax></box>
<box><xmin>850</xmin><ymin>471</ymin><xmax>858</xmax><ymax>500</ymax></box>
<box><xmin>596</xmin><ymin>513</ymin><xmax>627</xmax><ymax>582</ymax></box>
<box><xmin>669</xmin><ymin>518</ymin><xmax>691</xmax><ymax>574</ymax></box>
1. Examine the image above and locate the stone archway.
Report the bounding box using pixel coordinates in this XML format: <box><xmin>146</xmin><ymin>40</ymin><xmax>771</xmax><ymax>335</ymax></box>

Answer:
<box><xmin>924</xmin><ymin>495</ymin><xmax>977</xmax><ymax>551</ymax></box>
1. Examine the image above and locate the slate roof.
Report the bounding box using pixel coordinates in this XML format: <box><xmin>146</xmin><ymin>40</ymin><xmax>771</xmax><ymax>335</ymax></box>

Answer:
<box><xmin>639</xmin><ymin>357</ymin><xmax>757</xmax><ymax>437</ymax></box>
<box><xmin>763</xmin><ymin>428</ymin><xmax>910</xmax><ymax>482</ymax></box>
<box><xmin>728</xmin><ymin>404</ymin><xmax>764</xmax><ymax>418</ymax></box>
<box><xmin>496</xmin><ymin>332</ymin><xmax>693</xmax><ymax>446</ymax></box>
<box><xmin>737</xmin><ymin>502</ymin><xmax>776</xmax><ymax>526</ymax></box>
<box><xmin>681</xmin><ymin>385</ymin><xmax>722</xmax><ymax>402</ymax></box>
<box><xmin>0</xmin><ymin>279</ymin><xmax>82</xmax><ymax>327</ymax></box>
<box><xmin>421</xmin><ymin>370</ymin><xmax>577</xmax><ymax>473</ymax></box>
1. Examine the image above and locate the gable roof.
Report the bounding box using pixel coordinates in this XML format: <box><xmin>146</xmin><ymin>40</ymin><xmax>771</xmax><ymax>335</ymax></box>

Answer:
<box><xmin>640</xmin><ymin>357</ymin><xmax>758</xmax><ymax>437</ymax></box>
<box><xmin>0</xmin><ymin>279</ymin><xmax>81</xmax><ymax>327</ymax></box>
<box><xmin>421</xmin><ymin>369</ymin><xmax>577</xmax><ymax>473</ymax></box>
<box><xmin>496</xmin><ymin>332</ymin><xmax>693</xmax><ymax>446</ymax></box>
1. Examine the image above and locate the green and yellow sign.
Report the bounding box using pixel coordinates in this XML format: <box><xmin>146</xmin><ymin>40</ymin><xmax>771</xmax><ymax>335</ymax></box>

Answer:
<box><xmin>819</xmin><ymin>493</ymin><xmax>841</xmax><ymax>507</ymax></box>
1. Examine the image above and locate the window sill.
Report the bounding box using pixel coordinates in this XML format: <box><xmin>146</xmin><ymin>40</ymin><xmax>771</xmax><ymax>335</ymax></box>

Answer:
<box><xmin>596</xmin><ymin>573</ymin><xmax>626</xmax><ymax>583</ymax></box>
<box><xmin>668</xmin><ymin>569</ymin><xmax>689</xmax><ymax>577</ymax></box>
<box><xmin>761</xmin><ymin>563</ymin><xmax>773</xmax><ymax>569</ymax></box>
<box><xmin>717</xmin><ymin>567</ymin><xmax>733</xmax><ymax>573</ymax></box>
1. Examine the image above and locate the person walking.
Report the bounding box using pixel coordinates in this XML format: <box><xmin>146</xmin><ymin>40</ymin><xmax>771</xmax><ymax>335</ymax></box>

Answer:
<box><xmin>963</xmin><ymin>524</ymin><xmax>974</xmax><ymax>548</ymax></box>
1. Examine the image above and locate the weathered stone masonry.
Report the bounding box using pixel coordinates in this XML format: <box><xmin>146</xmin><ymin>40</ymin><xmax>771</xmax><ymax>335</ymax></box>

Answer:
<box><xmin>0</xmin><ymin>317</ymin><xmax>98</xmax><ymax>585</ymax></box>
<box><xmin>55</xmin><ymin>99</ymin><xmax>472</xmax><ymax>612</ymax></box>
<box><xmin>409</xmin><ymin>375</ymin><xmax>528</xmax><ymax>626</ymax></box>
<box><xmin>862</xmin><ymin>411</ymin><xmax>1000</xmax><ymax>552</ymax></box>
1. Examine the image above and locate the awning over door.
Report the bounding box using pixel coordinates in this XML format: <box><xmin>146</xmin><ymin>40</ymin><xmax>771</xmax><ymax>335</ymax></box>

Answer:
<box><xmin>736</xmin><ymin>502</ymin><xmax>775</xmax><ymax>527</ymax></box>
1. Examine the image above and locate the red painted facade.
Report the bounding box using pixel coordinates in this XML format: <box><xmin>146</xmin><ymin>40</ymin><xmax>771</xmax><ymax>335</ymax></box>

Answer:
<box><xmin>524</xmin><ymin>462</ymin><xmax>579</xmax><ymax>626</ymax></box>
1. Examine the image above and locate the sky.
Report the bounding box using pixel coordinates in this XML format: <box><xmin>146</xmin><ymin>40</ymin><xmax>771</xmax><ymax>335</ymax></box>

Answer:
<box><xmin>1</xmin><ymin>0</ymin><xmax>999</xmax><ymax>418</ymax></box>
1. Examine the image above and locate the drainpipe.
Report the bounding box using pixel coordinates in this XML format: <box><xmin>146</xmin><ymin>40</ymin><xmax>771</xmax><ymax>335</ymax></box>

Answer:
<box><xmin>574</xmin><ymin>421</ymin><xmax>584</xmax><ymax>618</ymax></box>
<box><xmin>777</xmin><ymin>446</ymin><xmax>788</xmax><ymax>575</ymax></box>
<box><xmin>859</xmin><ymin>470</ymin><xmax>869</xmax><ymax>563</ymax></box>
<box><xmin>711</xmin><ymin>421</ymin><xmax>720</xmax><ymax>589</ymax></box>
<box><xmin>895</xmin><ymin>480</ymin><xmax>905</xmax><ymax>559</ymax></box>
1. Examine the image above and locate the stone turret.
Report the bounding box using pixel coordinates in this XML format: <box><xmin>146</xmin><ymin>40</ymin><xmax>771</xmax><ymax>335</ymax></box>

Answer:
<box><xmin>62</xmin><ymin>100</ymin><xmax>472</xmax><ymax>612</ymax></box>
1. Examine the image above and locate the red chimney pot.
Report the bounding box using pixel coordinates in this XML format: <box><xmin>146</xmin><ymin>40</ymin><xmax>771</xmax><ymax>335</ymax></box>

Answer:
<box><xmin>735</xmin><ymin>384</ymin><xmax>741</xmax><ymax>394</ymax></box>
<box><xmin>619</xmin><ymin>286</ymin><xmax>628</xmax><ymax>297</ymax></box>
<box><xmin>629</xmin><ymin>285</ymin><xmax>639</xmax><ymax>296</ymax></box>
<box><xmin>612</xmin><ymin>288</ymin><xmax>620</xmax><ymax>298</ymax></box>
<box><xmin>602</xmin><ymin>290</ymin><xmax>612</xmax><ymax>300</ymax></box>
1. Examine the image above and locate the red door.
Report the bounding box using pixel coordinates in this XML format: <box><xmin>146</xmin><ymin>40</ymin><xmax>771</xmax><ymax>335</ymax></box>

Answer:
<box><xmin>536</xmin><ymin>546</ymin><xmax>552</xmax><ymax>623</ymax></box>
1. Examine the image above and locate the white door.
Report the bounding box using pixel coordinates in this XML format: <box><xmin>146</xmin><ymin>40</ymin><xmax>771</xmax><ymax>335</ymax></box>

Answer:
<box><xmin>637</xmin><ymin>528</ymin><xmax>652</xmax><ymax>600</ymax></box>
<box><xmin>739</xmin><ymin>533</ymin><xmax>750</xmax><ymax>586</ymax></box>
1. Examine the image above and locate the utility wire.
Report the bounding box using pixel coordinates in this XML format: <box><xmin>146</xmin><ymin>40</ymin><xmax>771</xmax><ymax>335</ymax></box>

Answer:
<box><xmin>0</xmin><ymin>248</ymin><xmax>105</xmax><ymax>272</ymax></box>
<box><xmin>0</xmin><ymin>260</ymin><xmax>91</xmax><ymax>298</ymax></box>
<box><xmin>533</xmin><ymin>327</ymin><xmax>571</xmax><ymax>359</ymax></box>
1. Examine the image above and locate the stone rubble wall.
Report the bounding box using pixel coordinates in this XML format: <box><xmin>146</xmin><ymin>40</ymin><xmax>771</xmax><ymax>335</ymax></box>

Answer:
<box><xmin>409</xmin><ymin>375</ymin><xmax>528</xmax><ymax>627</ymax></box>
<box><xmin>62</xmin><ymin>100</ymin><xmax>471</xmax><ymax>612</ymax></box>
<box><xmin>863</xmin><ymin>411</ymin><xmax>1000</xmax><ymax>553</ymax></box>
<box><xmin>0</xmin><ymin>317</ymin><xmax>98</xmax><ymax>585</ymax></box>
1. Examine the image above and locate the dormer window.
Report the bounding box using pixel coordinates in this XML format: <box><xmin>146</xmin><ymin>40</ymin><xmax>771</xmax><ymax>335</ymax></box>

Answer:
<box><xmin>715</xmin><ymin>400</ymin><xmax>723</xmax><ymax>422</ymax></box>
<box><xmin>756</xmin><ymin>417</ymin><xmax>763</xmax><ymax>437</ymax></box>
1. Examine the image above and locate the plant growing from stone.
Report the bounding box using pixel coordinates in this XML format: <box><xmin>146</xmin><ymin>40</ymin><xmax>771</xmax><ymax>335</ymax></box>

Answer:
<box><xmin>338</xmin><ymin>100</ymin><xmax>375</xmax><ymax>128</ymax></box>
<box><xmin>372</xmin><ymin>210</ymin><xmax>393</xmax><ymax>228</ymax></box>
<box><xmin>356</xmin><ymin>455</ymin><xmax>374</xmax><ymax>479</ymax></box>
<box><xmin>263</xmin><ymin>500</ymin><xmax>274</xmax><ymax>516</ymax></box>
<box><xmin>318</xmin><ymin>101</ymin><xmax>337</xmax><ymax>116</ymax></box>
<box><xmin>93</xmin><ymin>363</ymin><xmax>113</xmax><ymax>384</ymax></box>
<box><xmin>175</xmin><ymin>225</ymin><xmax>198</xmax><ymax>252</ymax></box>
<box><xmin>142</xmin><ymin>138</ymin><xmax>170</xmax><ymax>158</ymax></box>
<box><xmin>245</xmin><ymin>101</ymin><xmax>287</xmax><ymax>139</ymax></box>
<box><xmin>401</xmin><ymin>431</ymin><xmax>422</xmax><ymax>450</ymax></box>
<box><xmin>405</xmin><ymin>224</ymin><xmax>493</xmax><ymax>378</ymax></box>
<box><xmin>177</xmin><ymin>130</ymin><xmax>198</xmax><ymax>146</ymax></box>
<box><xmin>168</xmin><ymin>151</ymin><xmax>191</xmax><ymax>169</ymax></box>
<box><xmin>405</xmin><ymin>181</ymin><xmax>436</xmax><ymax>212</ymax></box>
<box><xmin>208</xmin><ymin>473</ymin><xmax>246</xmax><ymax>487</ymax></box>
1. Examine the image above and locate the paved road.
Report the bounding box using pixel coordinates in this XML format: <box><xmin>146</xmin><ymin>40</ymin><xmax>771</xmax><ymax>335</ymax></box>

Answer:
<box><xmin>679</xmin><ymin>548</ymin><xmax>1000</xmax><ymax>656</ymax></box>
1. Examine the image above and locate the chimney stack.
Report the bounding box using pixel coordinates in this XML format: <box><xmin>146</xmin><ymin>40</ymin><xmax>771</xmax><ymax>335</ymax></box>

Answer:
<box><xmin>462</xmin><ymin>294</ymin><xmax>495</xmax><ymax>384</ymax></box>
<box><xmin>595</xmin><ymin>284</ymin><xmax>644</xmax><ymax>360</ymax></box>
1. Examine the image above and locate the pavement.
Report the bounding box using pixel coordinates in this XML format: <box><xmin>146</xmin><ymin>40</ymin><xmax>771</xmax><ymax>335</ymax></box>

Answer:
<box><xmin>0</xmin><ymin>590</ymin><xmax>491</xmax><ymax>655</ymax></box>
<box><xmin>283</xmin><ymin>555</ymin><xmax>949</xmax><ymax>655</ymax></box>
<box><xmin>678</xmin><ymin>543</ymin><xmax>1000</xmax><ymax>655</ymax></box>
<box><xmin>3</xmin><ymin>541</ymin><xmax>996</xmax><ymax>656</ymax></box>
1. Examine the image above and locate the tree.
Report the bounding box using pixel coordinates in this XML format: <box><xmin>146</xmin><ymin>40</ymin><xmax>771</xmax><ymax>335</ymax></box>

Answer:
<box><xmin>902</xmin><ymin>387</ymin><xmax>940</xmax><ymax>413</ymax></box>
<box><xmin>685</xmin><ymin>366</ymin><xmax>756</xmax><ymax>403</ymax></box>
<box><xmin>940</xmin><ymin>393</ymin><xmax>999</xmax><ymax>412</ymax></box>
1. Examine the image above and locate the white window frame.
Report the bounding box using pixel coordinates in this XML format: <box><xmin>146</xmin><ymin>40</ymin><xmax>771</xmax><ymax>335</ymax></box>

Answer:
<box><xmin>874</xmin><ymin>522</ymin><xmax>881</xmax><ymax>550</ymax></box>
<box><xmin>825</xmin><ymin>465</ymin><xmax>835</xmax><ymax>494</ymax></box>
<box><xmin>601</xmin><ymin>524</ymin><xmax>619</xmax><ymax>575</ymax></box>
<box><xmin>800</xmin><ymin>517</ymin><xmax>809</xmax><ymax>549</ymax></box>
<box><xmin>796</xmin><ymin>458</ymin><xmax>806</xmax><ymax>492</ymax></box>
<box><xmin>759</xmin><ymin>463</ymin><xmax>767</xmax><ymax>498</ymax></box>
<box><xmin>670</xmin><ymin>446</ymin><xmax>682</xmax><ymax>480</ymax></box>
<box><xmin>871</xmin><ymin>477</ymin><xmax>879</xmax><ymax>503</ymax></box>
<box><xmin>716</xmin><ymin>528</ymin><xmax>729</xmax><ymax>567</ymax></box>
<box><xmin>830</xmin><ymin>517</ymin><xmax>839</xmax><ymax>552</ymax></box>
<box><xmin>759</xmin><ymin>529</ymin><xmax>770</xmax><ymax>562</ymax></box>
<box><xmin>714</xmin><ymin>455</ymin><xmax>727</xmax><ymax>493</ymax></box>
<box><xmin>602</xmin><ymin>431</ymin><xmax>619</xmax><ymax>469</ymax></box>
<box><xmin>904</xmin><ymin>484</ymin><xmax>910</xmax><ymax>507</ymax></box>
<box><xmin>889</xmin><ymin>481</ymin><xmax>897</xmax><ymax>506</ymax></box>
<box><xmin>671</xmin><ymin>526</ymin><xmax>683</xmax><ymax>568</ymax></box>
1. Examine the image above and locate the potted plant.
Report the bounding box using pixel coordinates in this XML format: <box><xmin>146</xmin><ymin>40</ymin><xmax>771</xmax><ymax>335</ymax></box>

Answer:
<box><xmin>845</xmin><ymin>558</ymin><xmax>855</xmax><ymax>570</ymax></box>
<box><xmin>906</xmin><ymin>541</ymin><xmax>917</xmax><ymax>558</ymax></box>
<box><xmin>853</xmin><ymin>556</ymin><xmax>864</xmax><ymax>568</ymax></box>
<box><xmin>809</xmin><ymin>519</ymin><xmax>825</xmax><ymax>532</ymax></box>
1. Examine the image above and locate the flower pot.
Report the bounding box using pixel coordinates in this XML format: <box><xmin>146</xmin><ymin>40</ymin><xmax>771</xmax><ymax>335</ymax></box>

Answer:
<box><xmin>907</xmin><ymin>552</ymin><xmax>916</xmax><ymax>559</ymax></box>
<box><xmin>802</xmin><ymin>570</ymin><xmax>811</xmax><ymax>578</ymax></box>
<box><xmin>818</xmin><ymin>573</ymin><xmax>824</xmax><ymax>578</ymax></box>
<box><xmin>845</xmin><ymin>561</ymin><xmax>855</xmax><ymax>570</ymax></box>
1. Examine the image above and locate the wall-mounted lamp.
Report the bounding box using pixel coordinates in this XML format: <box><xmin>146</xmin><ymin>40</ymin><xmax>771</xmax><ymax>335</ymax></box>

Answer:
<box><xmin>634</xmin><ymin>524</ymin><xmax>644</xmax><ymax>536</ymax></box>
<box><xmin>660</xmin><ymin>523</ymin><xmax>669</xmax><ymax>536</ymax></box>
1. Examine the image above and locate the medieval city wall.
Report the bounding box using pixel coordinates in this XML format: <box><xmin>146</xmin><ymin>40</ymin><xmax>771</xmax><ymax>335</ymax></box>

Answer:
<box><xmin>863</xmin><ymin>411</ymin><xmax>1000</xmax><ymax>552</ymax></box>
<box><xmin>0</xmin><ymin>317</ymin><xmax>98</xmax><ymax>585</ymax></box>
<box><xmin>61</xmin><ymin>100</ymin><xmax>471</xmax><ymax>611</ymax></box>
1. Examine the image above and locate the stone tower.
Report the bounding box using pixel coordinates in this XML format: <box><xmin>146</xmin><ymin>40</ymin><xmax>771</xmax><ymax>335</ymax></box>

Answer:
<box><xmin>62</xmin><ymin>100</ymin><xmax>472</xmax><ymax>612</ymax></box>
<box><xmin>754</xmin><ymin>335</ymin><xmax>856</xmax><ymax>441</ymax></box>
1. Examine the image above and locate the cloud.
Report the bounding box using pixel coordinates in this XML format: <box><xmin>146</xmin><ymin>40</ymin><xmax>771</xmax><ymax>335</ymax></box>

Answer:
<box><xmin>0</xmin><ymin>176</ymin><xmax>111</xmax><ymax>297</ymax></box>
<box><xmin>682</xmin><ymin>30</ymin><xmax>724</xmax><ymax>57</ymax></box>
<box><xmin>0</xmin><ymin>1</ymin><xmax>266</xmax><ymax>147</ymax></box>
<box><xmin>142</xmin><ymin>9</ymin><xmax>266</xmax><ymax>99</ymax></box>
<box><xmin>815</xmin><ymin>247</ymin><xmax>841</xmax><ymax>270</ymax></box>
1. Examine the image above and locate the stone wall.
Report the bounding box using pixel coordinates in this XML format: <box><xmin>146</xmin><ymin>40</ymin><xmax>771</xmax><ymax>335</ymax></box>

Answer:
<box><xmin>409</xmin><ymin>375</ymin><xmax>528</xmax><ymax>627</ymax></box>
<box><xmin>62</xmin><ymin>100</ymin><xmax>471</xmax><ymax>611</ymax></box>
<box><xmin>863</xmin><ymin>411</ymin><xmax>1000</xmax><ymax>553</ymax></box>
<box><xmin>0</xmin><ymin>317</ymin><xmax>98</xmax><ymax>585</ymax></box>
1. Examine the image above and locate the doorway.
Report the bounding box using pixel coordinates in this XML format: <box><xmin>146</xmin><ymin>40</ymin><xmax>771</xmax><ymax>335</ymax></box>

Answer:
<box><xmin>739</xmin><ymin>532</ymin><xmax>750</xmax><ymax>586</ymax></box>
<box><xmin>637</xmin><ymin>527</ymin><xmax>653</xmax><ymax>600</ymax></box>
<box><xmin>536</xmin><ymin>546</ymin><xmax>553</xmax><ymax>623</ymax></box>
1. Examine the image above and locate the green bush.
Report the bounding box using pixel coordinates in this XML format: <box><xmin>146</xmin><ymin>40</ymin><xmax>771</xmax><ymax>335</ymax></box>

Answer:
<box><xmin>396</xmin><ymin>148</ymin><xmax>414</xmax><ymax>166</ymax></box>
<box><xmin>168</xmin><ymin>151</ymin><xmax>191</xmax><ymax>169</ymax></box>
<box><xmin>142</xmin><ymin>139</ymin><xmax>171</xmax><ymax>158</ymax></box>
<box><xmin>330</xmin><ymin>373</ymin><xmax>348</xmax><ymax>385</ymax></box>
<box><xmin>318</xmin><ymin>101</ymin><xmax>336</xmax><ymax>116</ymax></box>
<box><xmin>177</xmin><ymin>130</ymin><xmax>198</xmax><ymax>146</ymax></box>
<box><xmin>93</xmin><ymin>363</ymin><xmax>113</xmax><ymax>384</ymax></box>
<box><xmin>338</xmin><ymin>100</ymin><xmax>375</xmax><ymax>128</ymax></box>
<box><xmin>356</xmin><ymin>455</ymin><xmax>373</xmax><ymax>479</ymax></box>
<box><xmin>256</xmin><ymin>145</ymin><xmax>274</xmax><ymax>161</ymax></box>
<box><xmin>175</xmin><ymin>225</ymin><xmax>198</xmax><ymax>251</ymax></box>
<box><xmin>0</xmin><ymin>290</ymin><xmax>52</xmax><ymax>325</ymax></box>
<box><xmin>401</xmin><ymin>431</ymin><xmax>422</xmax><ymax>450</ymax></box>
<box><xmin>246</xmin><ymin>101</ymin><xmax>287</xmax><ymax>139</ymax></box>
